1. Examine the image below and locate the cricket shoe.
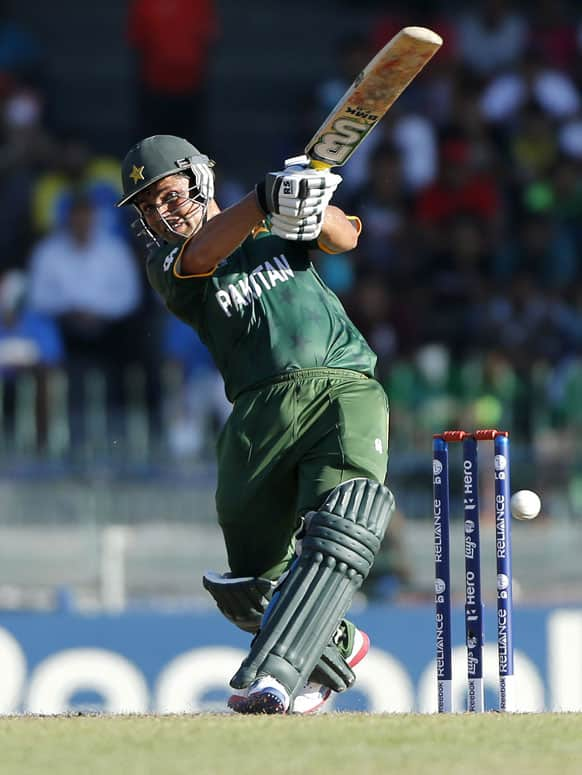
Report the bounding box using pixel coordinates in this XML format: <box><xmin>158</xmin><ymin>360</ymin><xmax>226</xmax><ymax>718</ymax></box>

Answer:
<box><xmin>227</xmin><ymin>625</ymin><xmax>369</xmax><ymax>715</ymax></box>
<box><xmin>228</xmin><ymin>675</ymin><xmax>290</xmax><ymax>715</ymax></box>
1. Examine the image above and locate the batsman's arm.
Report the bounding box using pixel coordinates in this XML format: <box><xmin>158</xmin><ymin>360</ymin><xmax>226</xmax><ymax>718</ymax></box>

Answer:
<box><xmin>177</xmin><ymin>193</ymin><xmax>264</xmax><ymax>277</ymax></box>
<box><xmin>317</xmin><ymin>206</ymin><xmax>361</xmax><ymax>254</ymax></box>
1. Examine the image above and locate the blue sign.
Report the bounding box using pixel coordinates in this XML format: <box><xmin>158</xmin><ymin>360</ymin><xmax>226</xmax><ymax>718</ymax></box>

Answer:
<box><xmin>0</xmin><ymin>605</ymin><xmax>579</xmax><ymax>713</ymax></box>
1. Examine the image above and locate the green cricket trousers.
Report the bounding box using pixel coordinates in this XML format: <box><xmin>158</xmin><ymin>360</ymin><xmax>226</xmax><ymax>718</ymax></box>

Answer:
<box><xmin>216</xmin><ymin>368</ymin><xmax>389</xmax><ymax>580</ymax></box>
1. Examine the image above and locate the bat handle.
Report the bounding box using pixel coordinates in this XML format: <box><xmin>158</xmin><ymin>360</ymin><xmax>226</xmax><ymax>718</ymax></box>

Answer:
<box><xmin>309</xmin><ymin>160</ymin><xmax>333</xmax><ymax>171</ymax></box>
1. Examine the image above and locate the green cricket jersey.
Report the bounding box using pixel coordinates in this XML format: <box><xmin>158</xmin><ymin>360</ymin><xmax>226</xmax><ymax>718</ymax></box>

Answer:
<box><xmin>146</xmin><ymin>226</ymin><xmax>377</xmax><ymax>401</ymax></box>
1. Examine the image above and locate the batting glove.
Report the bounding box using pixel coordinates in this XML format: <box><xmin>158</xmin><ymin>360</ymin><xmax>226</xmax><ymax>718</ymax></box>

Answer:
<box><xmin>256</xmin><ymin>157</ymin><xmax>341</xmax><ymax>218</ymax></box>
<box><xmin>270</xmin><ymin>212</ymin><xmax>324</xmax><ymax>241</ymax></box>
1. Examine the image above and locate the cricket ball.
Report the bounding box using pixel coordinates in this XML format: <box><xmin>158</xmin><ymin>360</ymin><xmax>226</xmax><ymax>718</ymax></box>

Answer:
<box><xmin>510</xmin><ymin>490</ymin><xmax>541</xmax><ymax>521</ymax></box>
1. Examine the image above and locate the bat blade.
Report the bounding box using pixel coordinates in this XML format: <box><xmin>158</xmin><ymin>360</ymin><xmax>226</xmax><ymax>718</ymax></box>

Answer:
<box><xmin>306</xmin><ymin>27</ymin><xmax>443</xmax><ymax>169</ymax></box>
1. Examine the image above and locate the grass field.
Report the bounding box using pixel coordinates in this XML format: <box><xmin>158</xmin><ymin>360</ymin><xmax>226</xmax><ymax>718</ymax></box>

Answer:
<box><xmin>2</xmin><ymin>713</ymin><xmax>582</xmax><ymax>775</ymax></box>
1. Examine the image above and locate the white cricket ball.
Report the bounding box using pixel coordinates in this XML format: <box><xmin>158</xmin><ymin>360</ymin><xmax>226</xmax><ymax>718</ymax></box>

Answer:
<box><xmin>510</xmin><ymin>490</ymin><xmax>541</xmax><ymax>521</ymax></box>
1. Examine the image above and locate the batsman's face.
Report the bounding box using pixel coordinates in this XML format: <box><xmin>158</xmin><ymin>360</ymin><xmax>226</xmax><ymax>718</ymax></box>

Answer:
<box><xmin>137</xmin><ymin>173</ymin><xmax>204</xmax><ymax>242</ymax></box>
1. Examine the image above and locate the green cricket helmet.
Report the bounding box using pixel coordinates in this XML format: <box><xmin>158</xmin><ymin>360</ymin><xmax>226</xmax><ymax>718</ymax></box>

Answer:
<box><xmin>116</xmin><ymin>134</ymin><xmax>214</xmax><ymax>207</ymax></box>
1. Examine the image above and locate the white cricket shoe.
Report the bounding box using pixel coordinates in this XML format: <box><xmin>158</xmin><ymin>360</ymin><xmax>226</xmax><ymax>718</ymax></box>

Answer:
<box><xmin>227</xmin><ymin>626</ymin><xmax>370</xmax><ymax>715</ymax></box>
<box><xmin>228</xmin><ymin>675</ymin><xmax>290</xmax><ymax>715</ymax></box>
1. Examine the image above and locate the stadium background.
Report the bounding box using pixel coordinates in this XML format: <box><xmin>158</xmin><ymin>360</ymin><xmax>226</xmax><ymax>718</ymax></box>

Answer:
<box><xmin>0</xmin><ymin>0</ymin><xmax>580</xmax><ymax>712</ymax></box>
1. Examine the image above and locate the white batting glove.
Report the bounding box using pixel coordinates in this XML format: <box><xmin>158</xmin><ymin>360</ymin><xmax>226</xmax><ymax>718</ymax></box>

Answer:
<box><xmin>283</xmin><ymin>156</ymin><xmax>341</xmax><ymax>216</ymax></box>
<box><xmin>270</xmin><ymin>212</ymin><xmax>324</xmax><ymax>241</ymax></box>
<box><xmin>284</xmin><ymin>154</ymin><xmax>311</xmax><ymax>167</ymax></box>
<box><xmin>256</xmin><ymin>158</ymin><xmax>341</xmax><ymax>218</ymax></box>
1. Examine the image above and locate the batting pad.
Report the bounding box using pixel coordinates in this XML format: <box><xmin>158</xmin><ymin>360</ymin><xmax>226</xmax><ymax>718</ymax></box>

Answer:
<box><xmin>204</xmin><ymin>572</ymin><xmax>355</xmax><ymax>691</ymax></box>
<box><xmin>229</xmin><ymin>478</ymin><xmax>395</xmax><ymax>696</ymax></box>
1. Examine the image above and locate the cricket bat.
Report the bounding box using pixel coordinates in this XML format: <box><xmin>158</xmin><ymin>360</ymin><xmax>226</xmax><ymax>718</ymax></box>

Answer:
<box><xmin>306</xmin><ymin>27</ymin><xmax>443</xmax><ymax>169</ymax></box>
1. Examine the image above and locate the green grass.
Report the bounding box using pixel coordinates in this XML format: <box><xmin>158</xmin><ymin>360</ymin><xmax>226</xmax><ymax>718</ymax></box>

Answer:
<box><xmin>2</xmin><ymin>713</ymin><xmax>582</xmax><ymax>775</ymax></box>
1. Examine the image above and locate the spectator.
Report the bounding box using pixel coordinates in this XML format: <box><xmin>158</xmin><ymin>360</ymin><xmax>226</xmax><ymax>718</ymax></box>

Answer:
<box><xmin>346</xmin><ymin>142</ymin><xmax>411</xmax><ymax>272</ymax></box>
<box><xmin>428</xmin><ymin>215</ymin><xmax>490</xmax><ymax>356</ymax></box>
<box><xmin>444</xmin><ymin>72</ymin><xmax>501</xmax><ymax>175</ymax></box>
<box><xmin>559</xmin><ymin>115</ymin><xmax>582</xmax><ymax>162</ymax></box>
<box><xmin>550</xmin><ymin>156</ymin><xmax>582</xmax><ymax>248</ymax></box>
<box><xmin>339</xmin><ymin>107</ymin><xmax>439</xmax><ymax>198</ymax></box>
<box><xmin>162</xmin><ymin>313</ymin><xmax>230</xmax><ymax>459</ymax></box>
<box><xmin>31</xmin><ymin>136</ymin><xmax>125</xmax><ymax>238</ymax></box>
<box><xmin>481</xmin><ymin>47</ymin><xmax>580</xmax><ymax>126</ymax></box>
<box><xmin>456</xmin><ymin>0</ymin><xmax>528</xmax><ymax>78</ymax></box>
<box><xmin>528</xmin><ymin>0</ymin><xmax>579</xmax><ymax>72</ymax></box>
<box><xmin>509</xmin><ymin>103</ymin><xmax>559</xmax><ymax>183</ymax></box>
<box><xmin>474</xmin><ymin>273</ymin><xmax>565</xmax><ymax>440</ymax></box>
<box><xmin>0</xmin><ymin>10</ymin><xmax>43</xmax><ymax>88</ymax></box>
<box><xmin>127</xmin><ymin>0</ymin><xmax>219</xmax><ymax>147</ymax></box>
<box><xmin>415</xmin><ymin>136</ymin><xmax>502</xmax><ymax>249</ymax></box>
<box><xmin>0</xmin><ymin>86</ymin><xmax>54</xmax><ymax>270</ymax></box>
<box><xmin>412</xmin><ymin>342</ymin><xmax>459</xmax><ymax>432</ymax></box>
<box><xmin>0</xmin><ymin>269</ymin><xmax>63</xmax><ymax>450</ymax></box>
<box><xmin>27</xmin><ymin>192</ymin><xmax>141</xmax><ymax>443</ymax></box>
<box><xmin>493</xmin><ymin>212</ymin><xmax>577</xmax><ymax>291</ymax></box>
<box><xmin>479</xmin><ymin>272</ymin><xmax>566</xmax><ymax>365</ymax></box>
<box><xmin>392</xmin><ymin>114</ymin><xmax>439</xmax><ymax>192</ymax></box>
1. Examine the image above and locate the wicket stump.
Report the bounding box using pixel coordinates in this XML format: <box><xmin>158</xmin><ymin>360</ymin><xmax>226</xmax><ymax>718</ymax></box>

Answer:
<box><xmin>433</xmin><ymin>429</ymin><xmax>514</xmax><ymax>712</ymax></box>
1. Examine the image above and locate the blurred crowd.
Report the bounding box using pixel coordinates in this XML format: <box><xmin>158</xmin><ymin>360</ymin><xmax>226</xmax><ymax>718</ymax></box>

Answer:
<box><xmin>0</xmin><ymin>0</ymin><xmax>226</xmax><ymax>458</ymax></box>
<box><xmin>311</xmin><ymin>0</ymin><xmax>582</xmax><ymax>446</ymax></box>
<box><xmin>0</xmin><ymin>0</ymin><xmax>581</xmax><ymax>461</ymax></box>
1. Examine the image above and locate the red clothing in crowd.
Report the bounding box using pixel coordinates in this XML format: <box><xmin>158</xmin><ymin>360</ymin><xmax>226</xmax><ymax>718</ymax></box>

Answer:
<box><xmin>416</xmin><ymin>140</ymin><xmax>501</xmax><ymax>224</ymax></box>
<box><xmin>128</xmin><ymin>0</ymin><xmax>219</xmax><ymax>94</ymax></box>
<box><xmin>416</xmin><ymin>175</ymin><xmax>501</xmax><ymax>224</ymax></box>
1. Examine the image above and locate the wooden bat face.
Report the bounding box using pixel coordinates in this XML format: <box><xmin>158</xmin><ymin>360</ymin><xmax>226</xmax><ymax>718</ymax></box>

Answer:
<box><xmin>306</xmin><ymin>27</ymin><xmax>443</xmax><ymax>169</ymax></box>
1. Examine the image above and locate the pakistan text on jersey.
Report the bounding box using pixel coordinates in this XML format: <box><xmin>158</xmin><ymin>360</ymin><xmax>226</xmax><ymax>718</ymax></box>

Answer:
<box><xmin>215</xmin><ymin>255</ymin><xmax>295</xmax><ymax>318</ymax></box>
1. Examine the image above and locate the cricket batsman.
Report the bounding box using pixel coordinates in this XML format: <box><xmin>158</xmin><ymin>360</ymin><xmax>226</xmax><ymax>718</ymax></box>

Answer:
<box><xmin>117</xmin><ymin>134</ymin><xmax>395</xmax><ymax>714</ymax></box>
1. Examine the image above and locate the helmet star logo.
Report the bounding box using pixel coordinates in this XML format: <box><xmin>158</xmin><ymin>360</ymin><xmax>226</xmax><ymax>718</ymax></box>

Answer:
<box><xmin>130</xmin><ymin>165</ymin><xmax>145</xmax><ymax>184</ymax></box>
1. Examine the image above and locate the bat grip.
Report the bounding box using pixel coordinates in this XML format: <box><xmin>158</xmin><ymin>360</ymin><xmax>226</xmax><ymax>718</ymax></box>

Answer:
<box><xmin>309</xmin><ymin>160</ymin><xmax>333</xmax><ymax>171</ymax></box>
